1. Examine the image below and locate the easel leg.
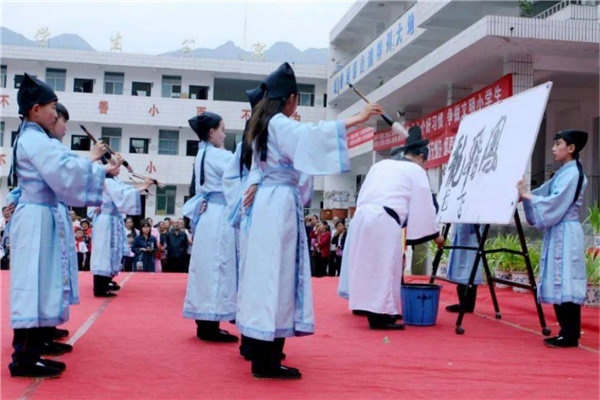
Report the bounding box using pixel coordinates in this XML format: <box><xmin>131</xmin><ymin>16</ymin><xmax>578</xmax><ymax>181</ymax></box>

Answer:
<box><xmin>455</xmin><ymin>224</ymin><xmax>490</xmax><ymax>335</ymax></box>
<box><xmin>474</xmin><ymin>226</ymin><xmax>501</xmax><ymax>319</ymax></box>
<box><xmin>429</xmin><ymin>223</ymin><xmax>450</xmax><ymax>284</ymax></box>
<box><xmin>513</xmin><ymin>211</ymin><xmax>551</xmax><ymax>336</ymax></box>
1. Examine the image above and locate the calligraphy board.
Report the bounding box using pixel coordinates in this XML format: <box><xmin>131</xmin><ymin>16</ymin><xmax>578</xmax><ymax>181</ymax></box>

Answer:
<box><xmin>437</xmin><ymin>82</ymin><xmax>553</xmax><ymax>225</ymax></box>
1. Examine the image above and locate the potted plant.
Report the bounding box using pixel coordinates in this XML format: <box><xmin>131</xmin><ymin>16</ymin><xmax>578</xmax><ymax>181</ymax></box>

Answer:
<box><xmin>510</xmin><ymin>239</ymin><xmax>541</xmax><ymax>293</ymax></box>
<box><xmin>585</xmin><ymin>247</ymin><xmax>600</xmax><ymax>307</ymax></box>
<box><xmin>418</xmin><ymin>238</ymin><xmax>450</xmax><ymax>278</ymax></box>
<box><xmin>488</xmin><ymin>235</ymin><xmax>512</xmax><ymax>289</ymax></box>
<box><xmin>584</xmin><ymin>201</ymin><xmax>600</xmax><ymax>248</ymax></box>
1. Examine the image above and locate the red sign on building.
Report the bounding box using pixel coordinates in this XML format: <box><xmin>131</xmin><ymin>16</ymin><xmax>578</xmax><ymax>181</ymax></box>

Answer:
<box><xmin>0</xmin><ymin>154</ymin><xmax>6</xmax><ymax>165</ymax></box>
<box><xmin>196</xmin><ymin>106</ymin><xmax>207</xmax><ymax>115</ymax></box>
<box><xmin>149</xmin><ymin>105</ymin><xmax>159</xmax><ymax>117</ymax></box>
<box><xmin>347</xmin><ymin>126</ymin><xmax>375</xmax><ymax>149</ymax></box>
<box><xmin>373</xmin><ymin>74</ymin><xmax>513</xmax><ymax>169</ymax></box>
<box><xmin>99</xmin><ymin>101</ymin><xmax>109</xmax><ymax>114</ymax></box>
<box><xmin>146</xmin><ymin>161</ymin><xmax>157</xmax><ymax>174</ymax></box>
<box><xmin>0</xmin><ymin>95</ymin><xmax>9</xmax><ymax>108</ymax></box>
<box><xmin>241</xmin><ymin>109</ymin><xmax>251</xmax><ymax>121</ymax></box>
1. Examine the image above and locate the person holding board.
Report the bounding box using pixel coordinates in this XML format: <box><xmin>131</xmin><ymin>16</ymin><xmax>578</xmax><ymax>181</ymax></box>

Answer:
<box><xmin>518</xmin><ymin>129</ymin><xmax>588</xmax><ymax>348</ymax></box>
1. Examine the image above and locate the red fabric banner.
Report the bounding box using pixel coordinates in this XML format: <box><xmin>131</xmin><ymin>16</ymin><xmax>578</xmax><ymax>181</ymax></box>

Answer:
<box><xmin>347</xmin><ymin>126</ymin><xmax>375</xmax><ymax>149</ymax></box>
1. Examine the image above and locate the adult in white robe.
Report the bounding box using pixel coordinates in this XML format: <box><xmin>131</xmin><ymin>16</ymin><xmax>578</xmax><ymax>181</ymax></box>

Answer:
<box><xmin>344</xmin><ymin>126</ymin><xmax>443</xmax><ymax>330</ymax></box>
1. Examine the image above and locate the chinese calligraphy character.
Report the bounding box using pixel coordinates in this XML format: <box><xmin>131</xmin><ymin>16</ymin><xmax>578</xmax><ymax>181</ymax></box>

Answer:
<box><xmin>461</xmin><ymin>102</ymin><xmax>468</xmax><ymax>116</ymax></box>
<box><xmin>339</xmin><ymin>72</ymin><xmax>344</xmax><ymax>89</ymax></box>
<box><xmin>386</xmin><ymin>31</ymin><xmax>393</xmax><ymax>53</ymax></box>
<box><xmin>396</xmin><ymin>22</ymin><xmax>403</xmax><ymax>45</ymax></box>
<box><xmin>454</xmin><ymin>106</ymin><xmax>460</xmax><ymax>123</ymax></box>
<box><xmin>376</xmin><ymin>40</ymin><xmax>383</xmax><ymax>61</ymax></box>
<box><xmin>447</xmin><ymin>108</ymin><xmax>454</xmax><ymax>126</ymax></box>
<box><xmin>251</xmin><ymin>42</ymin><xmax>267</xmax><ymax>61</ymax></box>
<box><xmin>98</xmin><ymin>100</ymin><xmax>109</xmax><ymax>114</ymax></box>
<box><xmin>196</xmin><ymin>106</ymin><xmax>207</xmax><ymax>115</ymax></box>
<box><xmin>241</xmin><ymin>109</ymin><xmax>251</xmax><ymax>121</ymax></box>
<box><xmin>494</xmin><ymin>85</ymin><xmax>503</xmax><ymax>102</ymax></box>
<box><xmin>110</xmin><ymin>32</ymin><xmax>122</xmax><ymax>52</ymax></box>
<box><xmin>432</xmin><ymin>115</ymin><xmax>438</xmax><ymax>131</ymax></box>
<box><xmin>333</xmin><ymin>79</ymin><xmax>339</xmax><ymax>95</ymax></box>
<box><xmin>181</xmin><ymin>39</ymin><xmax>195</xmax><ymax>54</ymax></box>
<box><xmin>146</xmin><ymin>161</ymin><xmax>157</xmax><ymax>174</ymax></box>
<box><xmin>484</xmin><ymin>88</ymin><xmax>493</xmax><ymax>106</ymax></box>
<box><xmin>425</xmin><ymin>118</ymin><xmax>431</xmax><ymax>134</ymax></box>
<box><xmin>468</xmin><ymin>97</ymin><xmax>476</xmax><ymax>114</ymax></box>
<box><xmin>480</xmin><ymin>116</ymin><xmax>507</xmax><ymax>174</ymax></box>
<box><xmin>437</xmin><ymin>113</ymin><xmax>444</xmax><ymax>129</ymax></box>
<box><xmin>149</xmin><ymin>104</ymin><xmax>159</xmax><ymax>116</ymax></box>
<box><xmin>0</xmin><ymin>95</ymin><xmax>9</xmax><ymax>108</ymax></box>
<box><xmin>352</xmin><ymin>61</ymin><xmax>357</xmax><ymax>79</ymax></box>
<box><xmin>407</xmin><ymin>12</ymin><xmax>415</xmax><ymax>35</ymax></box>
<box><xmin>476</xmin><ymin>94</ymin><xmax>484</xmax><ymax>109</ymax></box>
<box><xmin>360</xmin><ymin>54</ymin><xmax>365</xmax><ymax>74</ymax></box>
<box><xmin>35</xmin><ymin>27</ymin><xmax>50</xmax><ymax>47</ymax></box>
<box><xmin>0</xmin><ymin>155</ymin><xmax>6</xmax><ymax>165</ymax></box>
<box><xmin>346</xmin><ymin>67</ymin><xmax>351</xmax><ymax>85</ymax></box>
<box><xmin>368</xmin><ymin>47</ymin><xmax>374</xmax><ymax>68</ymax></box>
<box><xmin>456</xmin><ymin>127</ymin><xmax>484</xmax><ymax>218</ymax></box>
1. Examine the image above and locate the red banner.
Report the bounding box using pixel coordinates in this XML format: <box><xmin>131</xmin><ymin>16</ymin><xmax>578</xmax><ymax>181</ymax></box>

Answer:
<box><xmin>373</xmin><ymin>74</ymin><xmax>513</xmax><ymax>169</ymax></box>
<box><xmin>347</xmin><ymin>126</ymin><xmax>375</xmax><ymax>149</ymax></box>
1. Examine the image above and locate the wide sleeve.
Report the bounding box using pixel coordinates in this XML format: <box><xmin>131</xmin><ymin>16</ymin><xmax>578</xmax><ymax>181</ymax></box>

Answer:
<box><xmin>522</xmin><ymin>169</ymin><xmax>579</xmax><ymax>230</ymax></box>
<box><xmin>523</xmin><ymin>180</ymin><xmax>550</xmax><ymax>227</ymax></box>
<box><xmin>20</xmin><ymin>132</ymin><xmax>106</xmax><ymax>206</ymax></box>
<box><xmin>298</xmin><ymin>173</ymin><xmax>314</xmax><ymax>208</ymax></box>
<box><xmin>406</xmin><ymin>169</ymin><xmax>440</xmax><ymax>245</ymax></box>
<box><xmin>104</xmin><ymin>178</ymin><xmax>141</xmax><ymax>215</ymax></box>
<box><xmin>6</xmin><ymin>187</ymin><xmax>22</xmax><ymax>205</ymax></box>
<box><xmin>270</xmin><ymin>114</ymin><xmax>350</xmax><ymax>175</ymax></box>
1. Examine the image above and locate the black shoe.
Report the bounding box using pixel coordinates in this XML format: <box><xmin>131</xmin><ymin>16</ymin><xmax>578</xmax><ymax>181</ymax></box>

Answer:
<box><xmin>38</xmin><ymin>358</ymin><xmax>66</xmax><ymax>372</ymax></box>
<box><xmin>445</xmin><ymin>304</ymin><xmax>474</xmax><ymax>313</ymax></box>
<box><xmin>200</xmin><ymin>330</ymin><xmax>239</xmax><ymax>343</ymax></box>
<box><xmin>392</xmin><ymin>314</ymin><xmax>403</xmax><ymax>321</ymax></box>
<box><xmin>369</xmin><ymin>323</ymin><xmax>406</xmax><ymax>331</ymax></box>
<box><xmin>41</xmin><ymin>341</ymin><xmax>73</xmax><ymax>356</ymax></box>
<box><xmin>352</xmin><ymin>310</ymin><xmax>369</xmax><ymax>316</ymax></box>
<box><xmin>94</xmin><ymin>291</ymin><xmax>117</xmax><ymax>298</ymax></box>
<box><xmin>108</xmin><ymin>282</ymin><xmax>121</xmax><ymax>291</ymax></box>
<box><xmin>544</xmin><ymin>336</ymin><xmax>578</xmax><ymax>348</ymax></box>
<box><xmin>253</xmin><ymin>365</ymin><xmax>302</xmax><ymax>380</ymax></box>
<box><xmin>9</xmin><ymin>361</ymin><xmax>62</xmax><ymax>379</ymax></box>
<box><xmin>543</xmin><ymin>335</ymin><xmax>560</xmax><ymax>343</ymax></box>
<box><xmin>53</xmin><ymin>328</ymin><xmax>69</xmax><ymax>340</ymax></box>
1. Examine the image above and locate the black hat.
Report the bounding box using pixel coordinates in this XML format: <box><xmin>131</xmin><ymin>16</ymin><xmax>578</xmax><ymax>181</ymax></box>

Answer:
<box><xmin>246</xmin><ymin>85</ymin><xmax>265</xmax><ymax>110</ymax></box>
<box><xmin>263</xmin><ymin>62</ymin><xmax>298</xmax><ymax>100</ymax></box>
<box><xmin>188</xmin><ymin>112</ymin><xmax>223</xmax><ymax>141</ymax></box>
<box><xmin>392</xmin><ymin>126</ymin><xmax>429</xmax><ymax>159</ymax></box>
<box><xmin>554</xmin><ymin>129</ymin><xmax>588</xmax><ymax>153</ymax></box>
<box><xmin>17</xmin><ymin>73</ymin><xmax>58</xmax><ymax>116</ymax></box>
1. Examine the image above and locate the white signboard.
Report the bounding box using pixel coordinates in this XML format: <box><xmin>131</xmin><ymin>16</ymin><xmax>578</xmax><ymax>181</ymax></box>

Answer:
<box><xmin>437</xmin><ymin>82</ymin><xmax>553</xmax><ymax>225</ymax></box>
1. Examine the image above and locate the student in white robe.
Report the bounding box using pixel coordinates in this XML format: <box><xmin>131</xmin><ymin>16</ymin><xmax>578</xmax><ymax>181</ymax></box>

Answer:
<box><xmin>91</xmin><ymin>174</ymin><xmax>151</xmax><ymax>297</ymax></box>
<box><xmin>240</xmin><ymin>62</ymin><xmax>383</xmax><ymax>380</ymax></box>
<box><xmin>343</xmin><ymin>126</ymin><xmax>444</xmax><ymax>330</ymax></box>
<box><xmin>446</xmin><ymin>224</ymin><xmax>483</xmax><ymax>313</ymax></box>
<box><xmin>8</xmin><ymin>75</ymin><xmax>119</xmax><ymax>379</ymax></box>
<box><xmin>183</xmin><ymin>112</ymin><xmax>240</xmax><ymax>343</ymax></box>
<box><xmin>519</xmin><ymin>129</ymin><xmax>588</xmax><ymax>348</ymax></box>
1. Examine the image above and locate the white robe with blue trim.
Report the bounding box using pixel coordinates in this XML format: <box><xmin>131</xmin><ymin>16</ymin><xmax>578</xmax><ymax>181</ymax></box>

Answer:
<box><xmin>183</xmin><ymin>142</ymin><xmax>238</xmax><ymax>321</ymax></box>
<box><xmin>237</xmin><ymin>113</ymin><xmax>349</xmax><ymax>341</ymax></box>
<box><xmin>9</xmin><ymin>122</ymin><xmax>105</xmax><ymax>329</ymax></box>
<box><xmin>91</xmin><ymin>178</ymin><xmax>141</xmax><ymax>278</ymax></box>
<box><xmin>340</xmin><ymin>159</ymin><xmax>439</xmax><ymax>315</ymax></box>
<box><xmin>523</xmin><ymin>160</ymin><xmax>587</xmax><ymax>305</ymax></box>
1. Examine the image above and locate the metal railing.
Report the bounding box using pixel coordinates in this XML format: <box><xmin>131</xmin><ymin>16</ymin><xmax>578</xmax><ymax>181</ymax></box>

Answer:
<box><xmin>534</xmin><ymin>0</ymin><xmax>598</xmax><ymax>19</ymax></box>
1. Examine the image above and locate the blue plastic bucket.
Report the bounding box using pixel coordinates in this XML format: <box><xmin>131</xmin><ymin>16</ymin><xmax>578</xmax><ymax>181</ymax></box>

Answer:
<box><xmin>401</xmin><ymin>283</ymin><xmax>443</xmax><ymax>326</ymax></box>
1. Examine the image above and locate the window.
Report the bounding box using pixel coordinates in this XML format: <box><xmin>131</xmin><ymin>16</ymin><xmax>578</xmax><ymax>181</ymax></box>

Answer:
<box><xmin>162</xmin><ymin>75</ymin><xmax>181</xmax><ymax>98</ymax></box>
<box><xmin>298</xmin><ymin>92</ymin><xmax>315</xmax><ymax>107</ymax></box>
<box><xmin>186</xmin><ymin>140</ymin><xmax>200</xmax><ymax>156</ymax></box>
<box><xmin>74</xmin><ymin>78</ymin><xmax>94</xmax><ymax>93</ymax></box>
<box><xmin>130</xmin><ymin>138</ymin><xmax>149</xmax><ymax>154</ymax></box>
<box><xmin>1</xmin><ymin>65</ymin><xmax>6</xmax><ymax>88</ymax></box>
<box><xmin>0</xmin><ymin>122</ymin><xmax>4</xmax><ymax>146</ymax></box>
<box><xmin>46</xmin><ymin>68</ymin><xmax>66</xmax><ymax>91</ymax></box>
<box><xmin>189</xmin><ymin>85</ymin><xmax>209</xmax><ymax>100</ymax></box>
<box><xmin>71</xmin><ymin>135</ymin><xmax>91</xmax><ymax>151</ymax></box>
<box><xmin>14</xmin><ymin>74</ymin><xmax>36</xmax><ymax>89</ymax></box>
<box><xmin>158</xmin><ymin>130</ymin><xmax>179</xmax><ymax>155</ymax></box>
<box><xmin>156</xmin><ymin>186</ymin><xmax>176</xmax><ymax>216</ymax></box>
<box><xmin>101</xmin><ymin>127</ymin><xmax>122</xmax><ymax>152</ymax></box>
<box><xmin>132</xmin><ymin>82</ymin><xmax>152</xmax><ymax>97</ymax></box>
<box><xmin>104</xmin><ymin>72</ymin><xmax>124</xmax><ymax>95</ymax></box>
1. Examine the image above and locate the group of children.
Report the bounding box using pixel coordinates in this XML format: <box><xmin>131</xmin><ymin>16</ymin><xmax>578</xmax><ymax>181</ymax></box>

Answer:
<box><xmin>5</xmin><ymin>64</ymin><xmax>590</xmax><ymax>382</ymax></box>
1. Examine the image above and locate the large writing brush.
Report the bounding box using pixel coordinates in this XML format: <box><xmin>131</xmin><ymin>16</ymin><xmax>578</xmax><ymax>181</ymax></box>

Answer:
<box><xmin>348</xmin><ymin>83</ymin><xmax>408</xmax><ymax>139</ymax></box>
<box><xmin>80</xmin><ymin>125</ymin><xmax>134</xmax><ymax>173</ymax></box>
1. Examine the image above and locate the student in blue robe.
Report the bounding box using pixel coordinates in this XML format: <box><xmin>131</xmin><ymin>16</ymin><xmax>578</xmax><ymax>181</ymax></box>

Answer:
<box><xmin>8</xmin><ymin>75</ymin><xmax>119</xmax><ymax>379</ymax></box>
<box><xmin>446</xmin><ymin>224</ymin><xmax>483</xmax><ymax>313</ymax></box>
<box><xmin>239</xmin><ymin>62</ymin><xmax>383</xmax><ymax>379</ymax></box>
<box><xmin>519</xmin><ymin>129</ymin><xmax>588</xmax><ymax>348</ymax></box>
<box><xmin>183</xmin><ymin>112</ymin><xmax>242</xmax><ymax>343</ymax></box>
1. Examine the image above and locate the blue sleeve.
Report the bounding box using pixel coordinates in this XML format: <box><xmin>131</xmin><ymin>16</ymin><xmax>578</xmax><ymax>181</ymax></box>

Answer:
<box><xmin>523</xmin><ymin>170</ymin><xmax>578</xmax><ymax>230</ymax></box>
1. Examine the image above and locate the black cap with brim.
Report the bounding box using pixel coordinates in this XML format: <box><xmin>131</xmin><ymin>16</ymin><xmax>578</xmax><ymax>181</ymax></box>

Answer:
<box><xmin>393</xmin><ymin>125</ymin><xmax>429</xmax><ymax>159</ymax></box>
<box><xmin>263</xmin><ymin>62</ymin><xmax>297</xmax><ymax>100</ymax></box>
<box><xmin>554</xmin><ymin>129</ymin><xmax>588</xmax><ymax>153</ymax></box>
<box><xmin>17</xmin><ymin>73</ymin><xmax>58</xmax><ymax>116</ymax></box>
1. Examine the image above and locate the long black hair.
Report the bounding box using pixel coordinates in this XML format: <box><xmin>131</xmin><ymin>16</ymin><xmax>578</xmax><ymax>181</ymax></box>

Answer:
<box><xmin>245</xmin><ymin>97</ymin><xmax>286</xmax><ymax>162</ymax></box>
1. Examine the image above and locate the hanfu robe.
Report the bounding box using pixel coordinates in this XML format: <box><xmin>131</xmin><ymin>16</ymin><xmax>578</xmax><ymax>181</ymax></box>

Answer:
<box><xmin>9</xmin><ymin>122</ymin><xmax>105</xmax><ymax>329</ymax></box>
<box><xmin>91</xmin><ymin>178</ymin><xmax>141</xmax><ymax>278</ymax></box>
<box><xmin>343</xmin><ymin>159</ymin><xmax>439</xmax><ymax>316</ymax></box>
<box><xmin>523</xmin><ymin>160</ymin><xmax>587</xmax><ymax>305</ymax></box>
<box><xmin>447</xmin><ymin>224</ymin><xmax>484</xmax><ymax>285</ymax></box>
<box><xmin>183</xmin><ymin>142</ymin><xmax>238</xmax><ymax>322</ymax></box>
<box><xmin>237</xmin><ymin>113</ymin><xmax>350</xmax><ymax>341</ymax></box>
<box><xmin>7</xmin><ymin>188</ymin><xmax>81</xmax><ymax>304</ymax></box>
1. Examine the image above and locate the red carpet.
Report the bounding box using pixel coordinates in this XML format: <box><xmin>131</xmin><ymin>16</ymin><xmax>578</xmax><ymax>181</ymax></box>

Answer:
<box><xmin>1</xmin><ymin>271</ymin><xmax>599</xmax><ymax>399</ymax></box>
